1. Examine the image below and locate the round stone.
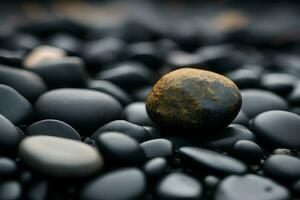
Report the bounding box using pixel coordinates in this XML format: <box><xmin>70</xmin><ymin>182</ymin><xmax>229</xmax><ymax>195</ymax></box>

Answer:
<box><xmin>95</xmin><ymin>132</ymin><xmax>145</xmax><ymax>166</ymax></box>
<box><xmin>214</xmin><ymin>174</ymin><xmax>289</xmax><ymax>200</ymax></box>
<box><xmin>264</xmin><ymin>155</ymin><xmax>300</xmax><ymax>182</ymax></box>
<box><xmin>156</xmin><ymin>172</ymin><xmax>203</xmax><ymax>200</ymax></box>
<box><xmin>91</xmin><ymin>120</ymin><xmax>151</xmax><ymax>143</ymax></box>
<box><xmin>261</xmin><ymin>73</ymin><xmax>296</xmax><ymax>95</ymax></box>
<box><xmin>251</xmin><ymin>110</ymin><xmax>300</xmax><ymax>149</ymax></box>
<box><xmin>0</xmin><ymin>84</ymin><xmax>33</xmax><ymax>125</ymax></box>
<box><xmin>146</xmin><ymin>68</ymin><xmax>242</xmax><ymax>133</ymax></box>
<box><xmin>143</xmin><ymin>157</ymin><xmax>168</xmax><ymax>180</ymax></box>
<box><xmin>80</xmin><ymin>168</ymin><xmax>146</xmax><ymax>200</ymax></box>
<box><xmin>179</xmin><ymin>146</ymin><xmax>247</xmax><ymax>175</ymax></box>
<box><xmin>0</xmin><ymin>181</ymin><xmax>22</xmax><ymax>200</ymax></box>
<box><xmin>27</xmin><ymin>119</ymin><xmax>81</xmax><ymax>140</ymax></box>
<box><xmin>0</xmin><ymin>114</ymin><xmax>24</xmax><ymax>154</ymax></box>
<box><xmin>241</xmin><ymin>89</ymin><xmax>288</xmax><ymax>118</ymax></box>
<box><xmin>141</xmin><ymin>139</ymin><xmax>173</xmax><ymax>160</ymax></box>
<box><xmin>35</xmin><ymin>89</ymin><xmax>122</xmax><ymax>134</ymax></box>
<box><xmin>0</xmin><ymin>157</ymin><xmax>18</xmax><ymax>178</ymax></box>
<box><xmin>18</xmin><ymin>136</ymin><xmax>103</xmax><ymax>178</ymax></box>
<box><xmin>232</xmin><ymin>140</ymin><xmax>264</xmax><ymax>164</ymax></box>
<box><xmin>123</xmin><ymin>102</ymin><xmax>156</xmax><ymax>127</ymax></box>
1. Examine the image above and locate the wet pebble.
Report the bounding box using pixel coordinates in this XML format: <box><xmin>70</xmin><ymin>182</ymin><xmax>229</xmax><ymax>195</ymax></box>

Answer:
<box><xmin>141</xmin><ymin>139</ymin><xmax>173</xmax><ymax>160</ymax></box>
<box><xmin>18</xmin><ymin>136</ymin><xmax>103</xmax><ymax>178</ymax></box>
<box><xmin>232</xmin><ymin>140</ymin><xmax>264</xmax><ymax>164</ymax></box>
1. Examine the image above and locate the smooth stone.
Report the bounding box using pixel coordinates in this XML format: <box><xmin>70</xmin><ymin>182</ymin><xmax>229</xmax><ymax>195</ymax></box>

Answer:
<box><xmin>91</xmin><ymin>120</ymin><xmax>151</xmax><ymax>143</ymax></box>
<box><xmin>0</xmin><ymin>85</ymin><xmax>33</xmax><ymax>125</ymax></box>
<box><xmin>204</xmin><ymin>175</ymin><xmax>220</xmax><ymax>189</ymax></box>
<box><xmin>261</xmin><ymin>73</ymin><xmax>296</xmax><ymax>96</ymax></box>
<box><xmin>0</xmin><ymin>181</ymin><xmax>22</xmax><ymax>200</ymax></box>
<box><xmin>141</xmin><ymin>139</ymin><xmax>173</xmax><ymax>160</ymax></box>
<box><xmin>288</xmin><ymin>82</ymin><xmax>300</xmax><ymax>106</ymax></box>
<box><xmin>264</xmin><ymin>155</ymin><xmax>300</xmax><ymax>182</ymax></box>
<box><xmin>0</xmin><ymin>114</ymin><xmax>24</xmax><ymax>154</ymax></box>
<box><xmin>80</xmin><ymin>168</ymin><xmax>146</xmax><ymax>200</ymax></box>
<box><xmin>28</xmin><ymin>57</ymin><xmax>88</xmax><ymax>88</ymax></box>
<box><xmin>0</xmin><ymin>64</ymin><xmax>47</xmax><ymax>102</ymax></box>
<box><xmin>179</xmin><ymin>147</ymin><xmax>247</xmax><ymax>175</ymax></box>
<box><xmin>24</xmin><ymin>45</ymin><xmax>66</xmax><ymax>67</ymax></box>
<box><xmin>0</xmin><ymin>157</ymin><xmax>18</xmax><ymax>178</ymax></box>
<box><xmin>232</xmin><ymin>110</ymin><xmax>249</xmax><ymax>126</ymax></box>
<box><xmin>35</xmin><ymin>89</ymin><xmax>122</xmax><ymax>134</ymax></box>
<box><xmin>146</xmin><ymin>68</ymin><xmax>242</xmax><ymax>133</ymax></box>
<box><xmin>123</xmin><ymin>102</ymin><xmax>156</xmax><ymax>127</ymax></box>
<box><xmin>18</xmin><ymin>136</ymin><xmax>103</xmax><ymax>178</ymax></box>
<box><xmin>95</xmin><ymin>132</ymin><xmax>145</xmax><ymax>166</ymax></box>
<box><xmin>143</xmin><ymin>157</ymin><xmax>168</xmax><ymax>180</ymax></box>
<box><xmin>251</xmin><ymin>110</ymin><xmax>300</xmax><ymax>149</ymax></box>
<box><xmin>226</xmin><ymin>68</ymin><xmax>261</xmax><ymax>89</ymax></box>
<box><xmin>232</xmin><ymin>140</ymin><xmax>264</xmax><ymax>164</ymax></box>
<box><xmin>241</xmin><ymin>89</ymin><xmax>288</xmax><ymax>118</ymax></box>
<box><xmin>27</xmin><ymin>119</ymin><xmax>81</xmax><ymax>140</ymax></box>
<box><xmin>214</xmin><ymin>174</ymin><xmax>290</xmax><ymax>200</ymax></box>
<box><xmin>88</xmin><ymin>80</ymin><xmax>132</xmax><ymax>106</ymax></box>
<box><xmin>96</xmin><ymin>62</ymin><xmax>155</xmax><ymax>91</ymax></box>
<box><xmin>156</xmin><ymin>172</ymin><xmax>202</xmax><ymax>200</ymax></box>
<box><xmin>203</xmin><ymin>124</ymin><xmax>255</xmax><ymax>151</ymax></box>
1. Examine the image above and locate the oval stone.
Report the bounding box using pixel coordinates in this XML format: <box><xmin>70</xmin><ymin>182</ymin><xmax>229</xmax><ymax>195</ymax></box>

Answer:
<box><xmin>18</xmin><ymin>136</ymin><xmax>103</xmax><ymax>178</ymax></box>
<box><xmin>35</xmin><ymin>89</ymin><xmax>122</xmax><ymax>134</ymax></box>
<box><xmin>146</xmin><ymin>68</ymin><xmax>242</xmax><ymax>133</ymax></box>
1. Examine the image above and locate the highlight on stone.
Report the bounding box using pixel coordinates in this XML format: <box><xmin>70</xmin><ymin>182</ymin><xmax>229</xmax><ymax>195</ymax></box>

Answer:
<box><xmin>146</xmin><ymin>68</ymin><xmax>242</xmax><ymax>133</ymax></box>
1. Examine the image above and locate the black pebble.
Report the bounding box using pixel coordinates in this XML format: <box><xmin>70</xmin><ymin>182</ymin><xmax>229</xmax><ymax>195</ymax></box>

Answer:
<box><xmin>231</xmin><ymin>140</ymin><xmax>264</xmax><ymax>164</ymax></box>
<box><xmin>0</xmin><ymin>85</ymin><xmax>33</xmax><ymax>125</ymax></box>
<box><xmin>0</xmin><ymin>114</ymin><xmax>24</xmax><ymax>154</ymax></box>
<box><xmin>264</xmin><ymin>154</ymin><xmax>300</xmax><ymax>182</ymax></box>
<box><xmin>143</xmin><ymin>157</ymin><xmax>168</xmax><ymax>180</ymax></box>
<box><xmin>0</xmin><ymin>157</ymin><xmax>18</xmax><ymax>178</ymax></box>
<box><xmin>179</xmin><ymin>146</ymin><xmax>247</xmax><ymax>175</ymax></box>
<box><xmin>0</xmin><ymin>64</ymin><xmax>47</xmax><ymax>102</ymax></box>
<box><xmin>241</xmin><ymin>89</ymin><xmax>288</xmax><ymax>118</ymax></box>
<box><xmin>80</xmin><ymin>168</ymin><xmax>146</xmax><ymax>200</ymax></box>
<box><xmin>91</xmin><ymin>120</ymin><xmax>151</xmax><ymax>143</ymax></box>
<box><xmin>95</xmin><ymin>132</ymin><xmax>145</xmax><ymax>166</ymax></box>
<box><xmin>156</xmin><ymin>172</ymin><xmax>203</xmax><ymax>200</ymax></box>
<box><xmin>261</xmin><ymin>73</ymin><xmax>296</xmax><ymax>96</ymax></box>
<box><xmin>251</xmin><ymin>110</ymin><xmax>300</xmax><ymax>149</ymax></box>
<box><xmin>27</xmin><ymin>119</ymin><xmax>81</xmax><ymax>140</ymax></box>
<box><xmin>214</xmin><ymin>174</ymin><xmax>290</xmax><ymax>200</ymax></box>
<box><xmin>0</xmin><ymin>181</ymin><xmax>22</xmax><ymax>200</ymax></box>
<box><xmin>35</xmin><ymin>89</ymin><xmax>122</xmax><ymax>134</ymax></box>
<box><xmin>203</xmin><ymin>124</ymin><xmax>255</xmax><ymax>151</ymax></box>
<box><xmin>123</xmin><ymin>102</ymin><xmax>156</xmax><ymax>127</ymax></box>
<box><xmin>141</xmin><ymin>139</ymin><xmax>173</xmax><ymax>160</ymax></box>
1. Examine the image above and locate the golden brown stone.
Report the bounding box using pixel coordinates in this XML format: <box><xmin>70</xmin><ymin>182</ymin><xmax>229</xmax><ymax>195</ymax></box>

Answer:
<box><xmin>146</xmin><ymin>68</ymin><xmax>242</xmax><ymax>134</ymax></box>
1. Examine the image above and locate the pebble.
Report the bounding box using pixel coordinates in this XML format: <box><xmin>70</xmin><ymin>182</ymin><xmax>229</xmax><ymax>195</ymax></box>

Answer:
<box><xmin>241</xmin><ymin>89</ymin><xmax>288</xmax><ymax>118</ymax></box>
<box><xmin>214</xmin><ymin>174</ymin><xmax>290</xmax><ymax>200</ymax></box>
<box><xmin>179</xmin><ymin>146</ymin><xmax>247</xmax><ymax>175</ymax></box>
<box><xmin>96</xmin><ymin>62</ymin><xmax>154</xmax><ymax>91</ymax></box>
<box><xmin>28</xmin><ymin>57</ymin><xmax>88</xmax><ymax>88</ymax></box>
<box><xmin>141</xmin><ymin>139</ymin><xmax>173</xmax><ymax>160</ymax></box>
<box><xmin>264</xmin><ymin>155</ymin><xmax>300</xmax><ymax>182</ymax></box>
<box><xmin>123</xmin><ymin>102</ymin><xmax>156</xmax><ymax>127</ymax></box>
<box><xmin>0</xmin><ymin>157</ymin><xmax>18</xmax><ymax>178</ymax></box>
<box><xmin>0</xmin><ymin>84</ymin><xmax>33</xmax><ymax>125</ymax></box>
<box><xmin>18</xmin><ymin>136</ymin><xmax>103</xmax><ymax>178</ymax></box>
<box><xmin>155</xmin><ymin>172</ymin><xmax>203</xmax><ymax>200</ymax></box>
<box><xmin>143</xmin><ymin>157</ymin><xmax>168</xmax><ymax>180</ymax></box>
<box><xmin>95</xmin><ymin>132</ymin><xmax>145</xmax><ymax>166</ymax></box>
<box><xmin>26</xmin><ymin>119</ymin><xmax>81</xmax><ymax>140</ymax></box>
<box><xmin>203</xmin><ymin>175</ymin><xmax>220</xmax><ymax>189</ymax></box>
<box><xmin>0</xmin><ymin>181</ymin><xmax>22</xmax><ymax>200</ymax></box>
<box><xmin>80</xmin><ymin>168</ymin><xmax>146</xmax><ymax>200</ymax></box>
<box><xmin>91</xmin><ymin>120</ymin><xmax>151</xmax><ymax>143</ymax></box>
<box><xmin>261</xmin><ymin>73</ymin><xmax>296</xmax><ymax>96</ymax></box>
<box><xmin>226</xmin><ymin>68</ymin><xmax>261</xmax><ymax>89</ymax></box>
<box><xmin>0</xmin><ymin>64</ymin><xmax>47</xmax><ymax>102</ymax></box>
<box><xmin>146</xmin><ymin>68</ymin><xmax>242</xmax><ymax>133</ymax></box>
<box><xmin>89</xmin><ymin>80</ymin><xmax>132</xmax><ymax>106</ymax></box>
<box><xmin>232</xmin><ymin>140</ymin><xmax>264</xmax><ymax>164</ymax></box>
<box><xmin>0</xmin><ymin>114</ymin><xmax>24</xmax><ymax>154</ymax></box>
<box><xmin>251</xmin><ymin>110</ymin><xmax>300</xmax><ymax>149</ymax></box>
<box><xmin>35</xmin><ymin>89</ymin><xmax>122</xmax><ymax>134</ymax></box>
<box><xmin>203</xmin><ymin>124</ymin><xmax>255</xmax><ymax>151</ymax></box>
<box><xmin>24</xmin><ymin>45</ymin><xmax>66</xmax><ymax>67</ymax></box>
